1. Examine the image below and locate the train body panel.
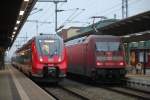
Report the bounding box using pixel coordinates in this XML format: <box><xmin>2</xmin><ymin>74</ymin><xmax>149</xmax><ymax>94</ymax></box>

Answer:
<box><xmin>11</xmin><ymin>34</ymin><xmax>67</xmax><ymax>82</ymax></box>
<box><xmin>67</xmin><ymin>43</ymin><xmax>87</xmax><ymax>75</ymax></box>
<box><xmin>66</xmin><ymin>35</ymin><xmax>126</xmax><ymax>80</ymax></box>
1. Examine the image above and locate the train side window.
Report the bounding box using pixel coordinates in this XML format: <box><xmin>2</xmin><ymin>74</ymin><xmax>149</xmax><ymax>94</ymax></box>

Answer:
<box><xmin>82</xmin><ymin>39</ymin><xmax>85</xmax><ymax>42</ymax></box>
<box><xmin>78</xmin><ymin>40</ymin><xmax>81</xmax><ymax>43</ymax></box>
<box><xmin>74</xmin><ymin>39</ymin><xmax>78</xmax><ymax>44</ymax></box>
<box><xmin>81</xmin><ymin>36</ymin><xmax>87</xmax><ymax>42</ymax></box>
<box><xmin>66</xmin><ymin>36</ymin><xmax>87</xmax><ymax>46</ymax></box>
<box><xmin>119</xmin><ymin>44</ymin><xmax>123</xmax><ymax>51</ymax></box>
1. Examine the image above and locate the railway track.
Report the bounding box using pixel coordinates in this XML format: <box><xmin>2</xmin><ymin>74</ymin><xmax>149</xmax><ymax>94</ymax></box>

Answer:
<box><xmin>57</xmin><ymin>79</ymin><xmax>139</xmax><ymax>100</ymax></box>
<box><xmin>101</xmin><ymin>86</ymin><xmax>150</xmax><ymax>100</ymax></box>
<box><xmin>124</xmin><ymin>86</ymin><xmax>150</xmax><ymax>94</ymax></box>
<box><xmin>43</xmin><ymin>86</ymin><xmax>89</xmax><ymax>100</ymax></box>
<box><xmin>39</xmin><ymin>78</ymin><xmax>150</xmax><ymax>100</ymax></box>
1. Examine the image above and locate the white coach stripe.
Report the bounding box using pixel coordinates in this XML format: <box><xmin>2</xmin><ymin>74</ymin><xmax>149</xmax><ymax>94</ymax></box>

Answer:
<box><xmin>9</xmin><ymin>68</ymin><xmax>30</xmax><ymax>100</ymax></box>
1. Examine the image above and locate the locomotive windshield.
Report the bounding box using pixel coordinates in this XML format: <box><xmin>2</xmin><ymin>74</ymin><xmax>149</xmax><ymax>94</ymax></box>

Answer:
<box><xmin>38</xmin><ymin>39</ymin><xmax>63</xmax><ymax>57</ymax></box>
<box><xmin>96</xmin><ymin>42</ymin><xmax>122</xmax><ymax>51</ymax></box>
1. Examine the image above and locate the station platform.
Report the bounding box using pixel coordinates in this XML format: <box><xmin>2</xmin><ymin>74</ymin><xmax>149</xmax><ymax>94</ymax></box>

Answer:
<box><xmin>0</xmin><ymin>64</ymin><xmax>55</xmax><ymax>100</ymax></box>
<box><xmin>126</xmin><ymin>74</ymin><xmax>150</xmax><ymax>87</ymax></box>
<box><xmin>127</xmin><ymin>74</ymin><xmax>150</xmax><ymax>80</ymax></box>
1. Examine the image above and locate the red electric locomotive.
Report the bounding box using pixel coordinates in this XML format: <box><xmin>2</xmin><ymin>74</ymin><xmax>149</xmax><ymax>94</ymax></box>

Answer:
<box><xmin>11</xmin><ymin>34</ymin><xmax>67</xmax><ymax>82</ymax></box>
<box><xmin>65</xmin><ymin>35</ymin><xmax>126</xmax><ymax>81</ymax></box>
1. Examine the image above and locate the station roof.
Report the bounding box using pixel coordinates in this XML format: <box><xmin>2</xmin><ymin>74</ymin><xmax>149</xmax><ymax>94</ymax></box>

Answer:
<box><xmin>122</xmin><ymin>30</ymin><xmax>150</xmax><ymax>43</ymax></box>
<box><xmin>79</xmin><ymin>19</ymin><xmax>119</xmax><ymax>34</ymax></box>
<box><xmin>0</xmin><ymin>0</ymin><xmax>37</xmax><ymax>53</ymax></box>
<box><xmin>99</xmin><ymin>10</ymin><xmax>150</xmax><ymax>36</ymax></box>
<box><xmin>65</xmin><ymin>10</ymin><xmax>150</xmax><ymax>42</ymax></box>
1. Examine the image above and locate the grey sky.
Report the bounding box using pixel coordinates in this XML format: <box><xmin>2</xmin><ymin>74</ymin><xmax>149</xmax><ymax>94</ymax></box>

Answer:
<box><xmin>8</xmin><ymin>0</ymin><xmax>150</xmax><ymax>57</ymax></box>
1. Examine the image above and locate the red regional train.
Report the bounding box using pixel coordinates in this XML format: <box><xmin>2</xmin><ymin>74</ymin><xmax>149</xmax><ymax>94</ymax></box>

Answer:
<box><xmin>11</xmin><ymin>34</ymin><xmax>67</xmax><ymax>82</ymax></box>
<box><xmin>65</xmin><ymin>35</ymin><xmax>126</xmax><ymax>81</ymax></box>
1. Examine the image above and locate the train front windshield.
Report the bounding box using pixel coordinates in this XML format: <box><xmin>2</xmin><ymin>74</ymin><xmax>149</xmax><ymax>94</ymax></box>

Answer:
<box><xmin>96</xmin><ymin>42</ymin><xmax>122</xmax><ymax>51</ymax></box>
<box><xmin>38</xmin><ymin>39</ymin><xmax>63</xmax><ymax>58</ymax></box>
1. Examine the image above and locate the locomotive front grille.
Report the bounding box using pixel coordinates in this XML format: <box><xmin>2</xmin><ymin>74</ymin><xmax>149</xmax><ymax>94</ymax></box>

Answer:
<box><xmin>43</xmin><ymin>66</ymin><xmax>59</xmax><ymax>78</ymax></box>
<box><xmin>96</xmin><ymin>68</ymin><xmax>126</xmax><ymax>78</ymax></box>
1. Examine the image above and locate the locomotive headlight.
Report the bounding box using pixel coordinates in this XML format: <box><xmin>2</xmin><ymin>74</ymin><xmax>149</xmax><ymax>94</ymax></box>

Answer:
<box><xmin>119</xmin><ymin>62</ymin><xmax>124</xmax><ymax>66</ymax></box>
<box><xmin>96</xmin><ymin>62</ymin><xmax>103</xmax><ymax>66</ymax></box>
<box><xmin>39</xmin><ymin>57</ymin><xmax>43</xmax><ymax>62</ymax></box>
<box><xmin>58</xmin><ymin>57</ymin><xmax>61</xmax><ymax>62</ymax></box>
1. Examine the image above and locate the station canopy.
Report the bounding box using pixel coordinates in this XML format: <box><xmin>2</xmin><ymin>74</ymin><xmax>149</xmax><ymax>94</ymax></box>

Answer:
<box><xmin>0</xmin><ymin>0</ymin><xmax>37</xmax><ymax>53</ymax></box>
<box><xmin>65</xmin><ymin>11</ymin><xmax>150</xmax><ymax>42</ymax></box>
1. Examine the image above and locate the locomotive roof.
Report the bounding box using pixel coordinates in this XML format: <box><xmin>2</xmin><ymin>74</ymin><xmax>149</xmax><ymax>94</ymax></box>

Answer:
<box><xmin>35</xmin><ymin>34</ymin><xmax>60</xmax><ymax>40</ymax></box>
<box><xmin>85</xmin><ymin>35</ymin><xmax>121</xmax><ymax>42</ymax></box>
<box><xmin>66</xmin><ymin>35</ymin><xmax>121</xmax><ymax>41</ymax></box>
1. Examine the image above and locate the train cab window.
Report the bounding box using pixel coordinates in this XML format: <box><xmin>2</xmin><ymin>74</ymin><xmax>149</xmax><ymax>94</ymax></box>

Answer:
<box><xmin>118</xmin><ymin>44</ymin><xmax>124</xmax><ymax>51</ymax></box>
<box><xmin>66</xmin><ymin>36</ymin><xmax>87</xmax><ymax>46</ymax></box>
<box><xmin>38</xmin><ymin>39</ymin><xmax>63</xmax><ymax>57</ymax></box>
<box><xmin>81</xmin><ymin>36</ymin><xmax>87</xmax><ymax>42</ymax></box>
<box><xmin>41</xmin><ymin>43</ymin><xmax>50</xmax><ymax>55</ymax></box>
<box><xmin>82</xmin><ymin>39</ymin><xmax>85</xmax><ymax>42</ymax></box>
<box><xmin>108</xmin><ymin>42</ymin><xmax>120</xmax><ymax>51</ymax></box>
<box><xmin>96</xmin><ymin>42</ymin><xmax>121</xmax><ymax>51</ymax></box>
<box><xmin>96</xmin><ymin>42</ymin><xmax>108</xmax><ymax>51</ymax></box>
<box><xmin>78</xmin><ymin>40</ymin><xmax>81</xmax><ymax>43</ymax></box>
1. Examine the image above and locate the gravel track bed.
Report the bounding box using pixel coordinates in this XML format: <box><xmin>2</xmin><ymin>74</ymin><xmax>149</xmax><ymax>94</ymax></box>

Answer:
<box><xmin>103</xmin><ymin>86</ymin><xmax>150</xmax><ymax>100</ymax></box>
<box><xmin>59</xmin><ymin>79</ymin><xmax>138</xmax><ymax>100</ymax></box>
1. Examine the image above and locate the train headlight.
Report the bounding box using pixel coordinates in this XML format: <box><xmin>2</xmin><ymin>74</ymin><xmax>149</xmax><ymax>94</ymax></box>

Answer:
<box><xmin>58</xmin><ymin>57</ymin><xmax>61</xmax><ymax>62</ymax></box>
<box><xmin>39</xmin><ymin>57</ymin><xmax>43</xmax><ymax>62</ymax></box>
<box><xmin>119</xmin><ymin>62</ymin><xmax>124</xmax><ymax>66</ymax></box>
<box><xmin>96</xmin><ymin>62</ymin><xmax>103</xmax><ymax>66</ymax></box>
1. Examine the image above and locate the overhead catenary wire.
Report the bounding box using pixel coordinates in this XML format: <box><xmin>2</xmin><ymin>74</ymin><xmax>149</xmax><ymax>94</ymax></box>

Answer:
<box><xmin>64</xmin><ymin>9</ymin><xmax>85</xmax><ymax>23</ymax></box>
<box><xmin>103</xmin><ymin>0</ymin><xmax>142</xmax><ymax>17</ymax></box>
<box><xmin>58</xmin><ymin>2</ymin><xmax>66</xmax><ymax>8</ymax></box>
<box><xmin>35</xmin><ymin>2</ymin><xmax>68</xmax><ymax>32</ymax></box>
<box><xmin>102</xmin><ymin>0</ymin><xmax>143</xmax><ymax>18</ymax></box>
<box><xmin>57</xmin><ymin>8</ymin><xmax>80</xmax><ymax>27</ymax></box>
<box><xmin>77</xmin><ymin>1</ymin><xmax>123</xmax><ymax>26</ymax></box>
<box><xmin>21</xmin><ymin>3</ymin><xmax>48</xmax><ymax>36</ymax></box>
<box><xmin>21</xmin><ymin>0</ymin><xmax>144</xmax><ymax>35</ymax></box>
<box><xmin>57</xmin><ymin>0</ymin><xmax>97</xmax><ymax>28</ymax></box>
<box><xmin>27</xmin><ymin>2</ymin><xmax>54</xmax><ymax>34</ymax></box>
<box><xmin>58</xmin><ymin>8</ymin><xmax>86</xmax><ymax>29</ymax></box>
<box><xmin>79</xmin><ymin>0</ymin><xmax>143</xmax><ymax>25</ymax></box>
<box><xmin>18</xmin><ymin>0</ymin><xmax>146</xmax><ymax>37</ymax></box>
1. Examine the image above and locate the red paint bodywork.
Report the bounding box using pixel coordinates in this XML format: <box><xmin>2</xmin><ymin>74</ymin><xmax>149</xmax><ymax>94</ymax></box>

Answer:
<box><xmin>66</xmin><ymin>35</ymin><xmax>126</xmax><ymax>79</ymax></box>
<box><xmin>12</xmin><ymin>35</ymin><xmax>67</xmax><ymax>82</ymax></box>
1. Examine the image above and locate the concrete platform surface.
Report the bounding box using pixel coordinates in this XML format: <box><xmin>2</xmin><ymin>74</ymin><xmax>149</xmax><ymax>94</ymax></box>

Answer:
<box><xmin>126</xmin><ymin>74</ymin><xmax>150</xmax><ymax>80</ymax></box>
<box><xmin>126</xmin><ymin>74</ymin><xmax>150</xmax><ymax>86</ymax></box>
<box><xmin>0</xmin><ymin>65</ymin><xmax>55</xmax><ymax>100</ymax></box>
